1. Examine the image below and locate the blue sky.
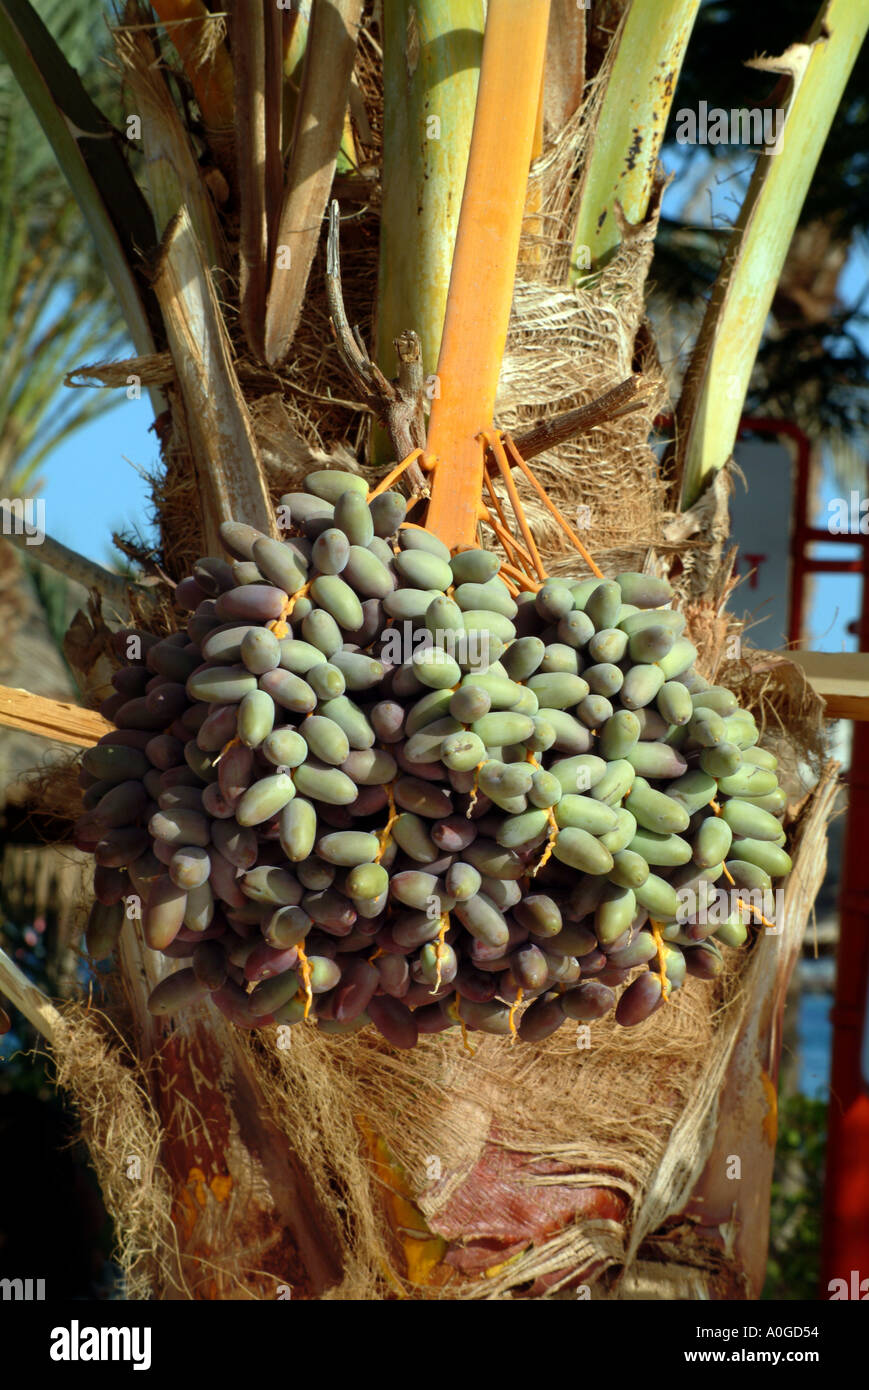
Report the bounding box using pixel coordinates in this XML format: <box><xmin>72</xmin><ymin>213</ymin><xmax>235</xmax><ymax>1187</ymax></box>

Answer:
<box><xmin>37</xmin><ymin>389</ymin><xmax>159</xmax><ymax>568</ymax></box>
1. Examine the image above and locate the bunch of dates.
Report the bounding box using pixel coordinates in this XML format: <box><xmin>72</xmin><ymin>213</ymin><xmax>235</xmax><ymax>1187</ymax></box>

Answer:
<box><xmin>78</xmin><ymin>468</ymin><xmax>790</xmax><ymax>1048</ymax></box>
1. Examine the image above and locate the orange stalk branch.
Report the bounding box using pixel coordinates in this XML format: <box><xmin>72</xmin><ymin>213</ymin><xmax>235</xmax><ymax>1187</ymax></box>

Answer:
<box><xmin>481</xmin><ymin>476</ymin><xmax>536</xmax><ymax>577</ymax></box>
<box><xmin>478</xmin><ymin>501</ymin><xmax>536</xmax><ymax>576</ymax></box>
<box><xmin>503</xmin><ymin>433</ymin><xmax>604</xmax><ymax>578</ymax></box>
<box><xmin>500</xmin><ymin>561</ymin><xmax>541</xmax><ymax>593</ymax></box>
<box><xmin>367</xmin><ymin>449</ymin><xmax>426</xmax><ymax>500</ymax></box>
<box><xmin>482</xmin><ymin>468</ymin><xmax>513</xmax><ymax>538</ymax></box>
<box><xmin>485</xmin><ymin>431</ymin><xmax>547</xmax><ymax>581</ymax></box>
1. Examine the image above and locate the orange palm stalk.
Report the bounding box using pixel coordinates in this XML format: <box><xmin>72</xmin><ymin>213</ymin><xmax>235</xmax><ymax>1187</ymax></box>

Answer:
<box><xmin>424</xmin><ymin>0</ymin><xmax>551</xmax><ymax>552</ymax></box>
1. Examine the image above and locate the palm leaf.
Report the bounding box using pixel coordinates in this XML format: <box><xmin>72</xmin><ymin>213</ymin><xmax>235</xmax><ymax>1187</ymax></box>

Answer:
<box><xmin>0</xmin><ymin>0</ymin><xmax>161</xmax><ymax>383</ymax></box>
<box><xmin>676</xmin><ymin>0</ymin><xmax>869</xmax><ymax>507</ymax></box>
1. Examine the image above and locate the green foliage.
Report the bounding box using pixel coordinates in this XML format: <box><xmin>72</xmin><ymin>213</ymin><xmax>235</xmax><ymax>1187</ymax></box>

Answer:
<box><xmin>0</xmin><ymin>0</ymin><xmax>131</xmax><ymax>493</ymax></box>
<box><xmin>762</xmin><ymin>1092</ymin><xmax>826</xmax><ymax>1300</ymax></box>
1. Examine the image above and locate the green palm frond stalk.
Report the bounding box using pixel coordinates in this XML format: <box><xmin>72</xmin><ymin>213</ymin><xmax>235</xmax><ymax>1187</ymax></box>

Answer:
<box><xmin>676</xmin><ymin>0</ymin><xmax>869</xmax><ymax>508</ymax></box>
<box><xmin>373</xmin><ymin>0</ymin><xmax>484</xmax><ymax>461</ymax></box>
<box><xmin>570</xmin><ymin>0</ymin><xmax>699</xmax><ymax>276</ymax></box>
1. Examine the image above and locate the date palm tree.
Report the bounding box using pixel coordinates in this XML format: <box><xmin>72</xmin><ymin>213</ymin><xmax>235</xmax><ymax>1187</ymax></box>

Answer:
<box><xmin>0</xmin><ymin>0</ymin><xmax>860</xmax><ymax>1299</ymax></box>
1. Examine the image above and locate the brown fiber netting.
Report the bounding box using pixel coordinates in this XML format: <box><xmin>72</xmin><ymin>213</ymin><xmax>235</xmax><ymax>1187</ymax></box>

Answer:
<box><xmin>49</xmin><ymin>1007</ymin><xmax>177</xmax><ymax>1301</ymax></box>
<box><xmin>40</xmin><ymin>5</ymin><xmax>835</xmax><ymax>1298</ymax></box>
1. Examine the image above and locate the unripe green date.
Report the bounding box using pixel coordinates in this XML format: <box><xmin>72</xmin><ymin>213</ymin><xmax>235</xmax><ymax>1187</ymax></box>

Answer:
<box><xmin>614</xmin><ymin>572</ymin><xmax>673</xmax><ymax>608</ymax></box>
<box><xmin>555</xmin><ymin>795</ymin><xmax>619</xmax><ymax>835</ymax></box>
<box><xmin>553</xmin><ymin>827</ymin><xmax>613</xmax><ymax>875</ymax></box>
<box><xmin>525</xmin><ymin>672</ymin><xmax>589</xmax><ymax>710</ymax></box>
<box><xmin>236</xmin><ymin>774</ymin><xmax>296</xmax><ymax>825</ymax></box>
<box><xmin>657</xmin><ymin>680</ymin><xmax>693</xmax><ymax>726</ymax></box>
<box><xmin>721</xmin><ymin>798</ymin><xmax>784</xmax><ymax>842</ymax></box>
<box><xmin>599</xmin><ymin>710</ymin><xmax>641</xmax><ymax>760</ymax></box>
<box><xmin>300</xmin><ymin>714</ymin><xmax>351</xmax><ymax>766</ymax></box>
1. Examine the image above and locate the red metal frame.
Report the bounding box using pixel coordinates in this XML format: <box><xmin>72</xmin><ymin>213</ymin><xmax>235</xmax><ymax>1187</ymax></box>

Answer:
<box><xmin>737</xmin><ymin>416</ymin><xmax>867</xmax><ymax>640</ymax></box>
<box><xmin>657</xmin><ymin>415</ymin><xmax>869</xmax><ymax>1294</ymax></box>
<box><xmin>819</xmin><ymin>545</ymin><xmax>869</xmax><ymax>1300</ymax></box>
<box><xmin>735</xmin><ymin>417</ymin><xmax>869</xmax><ymax>1299</ymax></box>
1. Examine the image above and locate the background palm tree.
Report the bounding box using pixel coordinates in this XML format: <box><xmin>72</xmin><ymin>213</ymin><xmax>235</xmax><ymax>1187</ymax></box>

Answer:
<box><xmin>0</xmin><ymin>0</ymin><xmax>131</xmax><ymax>496</ymax></box>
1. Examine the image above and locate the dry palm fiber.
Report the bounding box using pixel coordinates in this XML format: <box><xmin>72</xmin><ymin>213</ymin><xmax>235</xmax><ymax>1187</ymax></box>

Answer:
<box><xmin>45</xmin><ymin>1005</ymin><xmax>178</xmax><ymax>1300</ymax></box>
